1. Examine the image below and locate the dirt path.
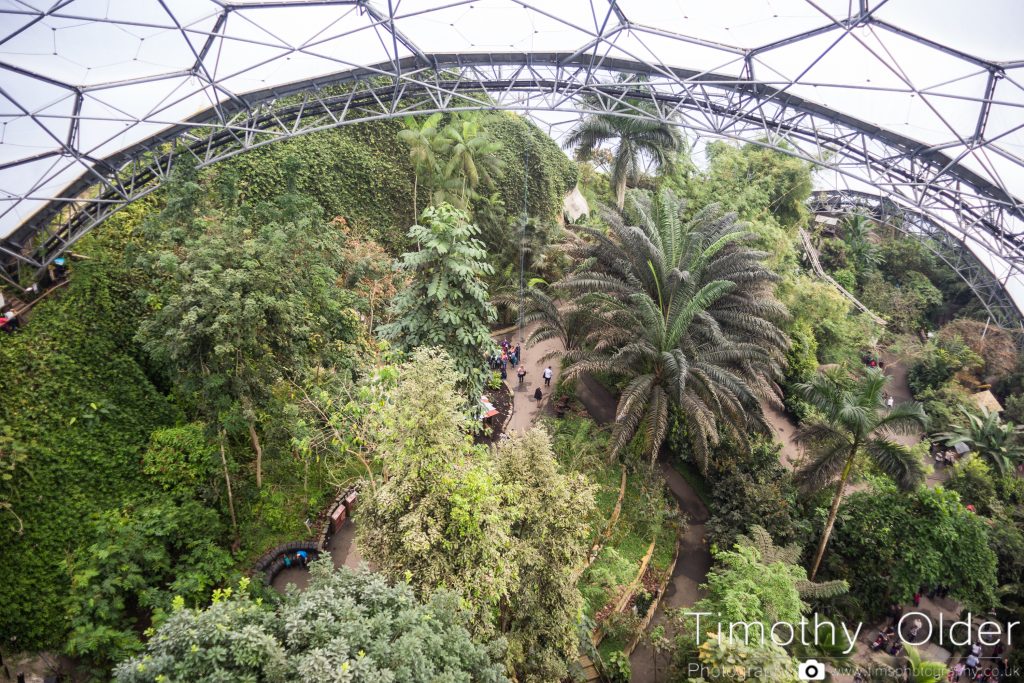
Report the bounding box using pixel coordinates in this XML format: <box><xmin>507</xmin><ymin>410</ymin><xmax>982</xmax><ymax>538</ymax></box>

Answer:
<box><xmin>493</xmin><ymin>325</ymin><xmax>564</xmax><ymax>433</ymax></box>
<box><xmin>629</xmin><ymin>463</ymin><xmax>713</xmax><ymax>681</ymax></box>
<box><xmin>762</xmin><ymin>401</ymin><xmax>803</xmax><ymax>470</ymax></box>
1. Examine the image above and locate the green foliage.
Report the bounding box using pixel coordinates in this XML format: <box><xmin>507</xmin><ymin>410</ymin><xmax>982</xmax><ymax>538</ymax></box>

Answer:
<box><xmin>946</xmin><ymin>455</ymin><xmax>999</xmax><ymax>514</ymax></box>
<box><xmin>567</xmin><ymin>96</ymin><xmax>683</xmax><ymax>208</ymax></box>
<box><xmin>65</xmin><ymin>498</ymin><xmax>235</xmax><ymax>669</ymax></box>
<box><xmin>602</xmin><ymin>649</ymin><xmax>632</xmax><ymax>683</ymax></box>
<box><xmin>219</xmin><ymin>120</ymin><xmax>417</xmax><ymax>245</ymax></box>
<box><xmin>114</xmin><ymin>566</ymin><xmax>509</xmax><ymax>682</ymax></box>
<box><xmin>142</xmin><ymin>423</ymin><xmax>218</xmax><ymax>498</ymax></box>
<box><xmin>493</xmin><ymin>430</ymin><xmax>596</xmax><ymax>682</ymax></box>
<box><xmin>379</xmin><ymin>204</ymin><xmax>496</xmax><ymax>402</ymax></box>
<box><xmin>859</xmin><ymin>269</ymin><xmax>943</xmax><ymax>332</ymax></box>
<box><xmin>936</xmin><ymin>407</ymin><xmax>1024</xmax><ymax>475</ymax></box>
<box><xmin>675</xmin><ymin>527</ymin><xmax>843</xmax><ymax>681</ymax></box>
<box><xmin>357</xmin><ymin>352</ymin><xmax>594</xmax><ymax>679</ymax></box>
<box><xmin>779</xmin><ymin>274</ymin><xmax>877</xmax><ymax>364</ymax></box>
<box><xmin>704</xmin><ymin>437</ymin><xmax>809</xmax><ymax>550</ymax></box>
<box><xmin>913</xmin><ymin>381</ymin><xmax>972</xmax><ymax>433</ymax></box>
<box><xmin>825</xmin><ymin>486</ymin><xmax>997</xmax><ymax>617</ymax></box>
<box><xmin>558</xmin><ymin>189</ymin><xmax>788</xmax><ymax>467</ymax></box>
<box><xmin>0</xmin><ymin>262</ymin><xmax>176</xmax><ymax>649</ymax></box>
<box><xmin>0</xmin><ymin>428</ymin><xmax>27</xmax><ymax>535</ymax></box>
<box><xmin>687</xmin><ymin>633</ymin><xmax>800</xmax><ymax>682</ymax></box>
<box><xmin>907</xmin><ymin>336</ymin><xmax>984</xmax><ymax>395</ymax></box>
<box><xmin>137</xmin><ymin>169</ymin><xmax>361</xmax><ymax>418</ymax></box>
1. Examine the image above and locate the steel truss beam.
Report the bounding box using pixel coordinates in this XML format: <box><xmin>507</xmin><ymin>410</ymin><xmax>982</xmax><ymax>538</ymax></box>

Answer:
<box><xmin>1</xmin><ymin>53</ymin><xmax>1022</xmax><ymax>322</ymax></box>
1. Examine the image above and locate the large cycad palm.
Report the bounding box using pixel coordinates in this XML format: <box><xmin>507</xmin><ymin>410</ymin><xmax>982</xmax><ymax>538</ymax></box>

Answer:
<box><xmin>566</xmin><ymin>112</ymin><xmax>682</xmax><ymax>210</ymax></box>
<box><xmin>557</xmin><ymin>190</ymin><xmax>788</xmax><ymax>468</ymax></box>
<box><xmin>936</xmin><ymin>406</ymin><xmax>1024</xmax><ymax>475</ymax></box>
<box><xmin>794</xmin><ymin>366</ymin><xmax>928</xmax><ymax>579</ymax></box>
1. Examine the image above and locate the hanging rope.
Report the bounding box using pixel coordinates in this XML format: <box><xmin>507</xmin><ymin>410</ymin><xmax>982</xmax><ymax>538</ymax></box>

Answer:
<box><xmin>518</xmin><ymin>144</ymin><xmax>529</xmax><ymax>345</ymax></box>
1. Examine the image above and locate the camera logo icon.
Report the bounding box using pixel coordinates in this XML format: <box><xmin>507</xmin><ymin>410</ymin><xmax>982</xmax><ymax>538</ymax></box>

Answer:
<box><xmin>798</xmin><ymin>659</ymin><xmax>826</xmax><ymax>680</ymax></box>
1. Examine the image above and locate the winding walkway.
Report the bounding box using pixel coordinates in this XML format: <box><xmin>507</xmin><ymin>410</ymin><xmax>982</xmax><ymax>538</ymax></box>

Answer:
<box><xmin>629</xmin><ymin>464</ymin><xmax>713</xmax><ymax>681</ymax></box>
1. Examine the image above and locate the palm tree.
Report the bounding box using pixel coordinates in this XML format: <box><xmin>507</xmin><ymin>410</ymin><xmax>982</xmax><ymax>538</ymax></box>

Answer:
<box><xmin>556</xmin><ymin>190</ymin><xmax>789</xmax><ymax>467</ymax></box>
<box><xmin>565</xmin><ymin>106</ymin><xmax>683</xmax><ymax>210</ymax></box>
<box><xmin>397</xmin><ymin>113</ymin><xmax>443</xmax><ymax>217</ymax></box>
<box><xmin>436</xmin><ymin>115</ymin><xmax>504</xmax><ymax>208</ymax></box>
<box><xmin>793</xmin><ymin>366</ymin><xmax>928</xmax><ymax>580</ymax></box>
<box><xmin>936</xmin><ymin>406</ymin><xmax>1024</xmax><ymax>475</ymax></box>
<box><xmin>841</xmin><ymin>212</ymin><xmax>881</xmax><ymax>272</ymax></box>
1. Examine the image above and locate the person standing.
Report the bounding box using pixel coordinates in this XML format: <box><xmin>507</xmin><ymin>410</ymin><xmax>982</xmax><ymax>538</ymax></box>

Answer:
<box><xmin>517</xmin><ymin>366</ymin><xmax>526</xmax><ymax>385</ymax></box>
<box><xmin>543</xmin><ymin>366</ymin><xmax>553</xmax><ymax>387</ymax></box>
<box><xmin>514</xmin><ymin>344</ymin><xmax>521</xmax><ymax>363</ymax></box>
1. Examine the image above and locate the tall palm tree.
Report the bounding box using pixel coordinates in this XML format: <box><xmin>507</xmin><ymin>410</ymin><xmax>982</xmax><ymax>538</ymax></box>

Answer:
<box><xmin>565</xmin><ymin>108</ymin><xmax>683</xmax><ymax>210</ymax></box>
<box><xmin>557</xmin><ymin>190</ymin><xmax>788</xmax><ymax>467</ymax></box>
<box><xmin>936</xmin><ymin>406</ymin><xmax>1024</xmax><ymax>475</ymax></box>
<box><xmin>397</xmin><ymin>113</ymin><xmax>443</xmax><ymax>217</ymax></box>
<box><xmin>794</xmin><ymin>366</ymin><xmax>928</xmax><ymax>580</ymax></box>
<box><xmin>436</xmin><ymin>115</ymin><xmax>504</xmax><ymax>208</ymax></box>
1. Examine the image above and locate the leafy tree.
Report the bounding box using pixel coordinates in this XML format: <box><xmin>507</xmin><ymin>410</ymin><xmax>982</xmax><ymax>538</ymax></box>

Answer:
<box><xmin>333</xmin><ymin>217</ymin><xmax>400</xmax><ymax>332</ymax></box>
<box><xmin>793</xmin><ymin>366</ymin><xmax>928</xmax><ymax>579</ymax></box>
<box><xmin>674</xmin><ymin>526</ymin><xmax>846</xmax><ymax>681</ymax></box>
<box><xmin>493</xmin><ymin>429</ymin><xmax>595</xmax><ymax>682</ymax></box>
<box><xmin>566</xmin><ymin>96</ymin><xmax>683</xmax><ymax>209</ymax></box>
<box><xmin>379</xmin><ymin>204</ymin><xmax>496</xmax><ymax>402</ymax></box>
<box><xmin>65</xmin><ymin>499</ymin><xmax>235</xmax><ymax>671</ymax></box>
<box><xmin>946</xmin><ymin>455</ymin><xmax>999</xmax><ymax>514</ymax></box>
<box><xmin>826</xmin><ymin>486</ymin><xmax>997</xmax><ymax>616</ymax></box>
<box><xmin>703</xmin><ymin>437</ymin><xmax>808</xmax><ymax>550</ymax></box>
<box><xmin>357</xmin><ymin>352</ymin><xmax>595</xmax><ymax>679</ymax></box>
<box><xmin>686</xmin><ymin>633</ymin><xmax>800</xmax><ymax>683</ymax></box>
<box><xmin>907</xmin><ymin>336</ymin><xmax>983</xmax><ymax>395</ymax></box>
<box><xmin>557</xmin><ymin>190</ymin><xmax>788</xmax><ymax>467</ymax></box>
<box><xmin>114</xmin><ymin>565</ymin><xmax>509</xmax><ymax>682</ymax></box>
<box><xmin>356</xmin><ymin>349</ymin><xmax>515</xmax><ymax>626</ymax></box>
<box><xmin>137</xmin><ymin>169</ymin><xmax>360</xmax><ymax>487</ymax></box>
<box><xmin>936</xmin><ymin>407</ymin><xmax>1024</xmax><ymax>476</ymax></box>
<box><xmin>141</xmin><ymin>423</ymin><xmax>218</xmax><ymax>499</ymax></box>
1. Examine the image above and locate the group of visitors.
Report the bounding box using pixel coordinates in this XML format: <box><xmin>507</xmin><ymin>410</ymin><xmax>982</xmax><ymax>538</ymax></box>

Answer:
<box><xmin>488</xmin><ymin>339</ymin><xmax>523</xmax><ymax>382</ymax></box>
<box><xmin>281</xmin><ymin>549</ymin><xmax>310</xmax><ymax>569</ymax></box>
<box><xmin>0</xmin><ymin>308</ymin><xmax>18</xmax><ymax>334</ymax></box>
<box><xmin>949</xmin><ymin>641</ymin><xmax>1009</xmax><ymax>682</ymax></box>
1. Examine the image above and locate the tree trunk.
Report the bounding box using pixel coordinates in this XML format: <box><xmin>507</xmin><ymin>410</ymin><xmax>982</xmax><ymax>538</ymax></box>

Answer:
<box><xmin>248</xmin><ymin>420</ymin><xmax>263</xmax><ymax>489</ymax></box>
<box><xmin>808</xmin><ymin>444</ymin><xmax>858</xmax><ymax>580</ymax></box>
<box><xmin>412</xmin><ymin>172</ymin><xmax>418</xmax><ymax>219</ymax></box>
<box><xmin>616</xmin><ymin>176</ymin><xmax>627</xmax><ymax>210</ymax></box>
<box><xmin>220</xmin><ymin>436</ymin><xmax>239</xmax><ymax>542</ymax></box>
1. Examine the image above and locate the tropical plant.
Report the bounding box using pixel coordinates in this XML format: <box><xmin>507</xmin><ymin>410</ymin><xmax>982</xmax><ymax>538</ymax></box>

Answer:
<box><xmin>496</xmin><ymin>283</ymin><xmax>593</xmax><ymax>364</ymax></box>
<box><xmin>398</xmin><ymin>113</ymin><xmax>444</xmax><ymax>217</ymax></box>
<box><xmin>113</xmin><ymin>567</ymin><xmax>509</xmax><ymax>683</ymax></box>
<box><xmin>840</xmin><ymin>212</ymin><xmax>881</xmax><ymax>273</ymax></box>
<box><xmin>936</xmin><ymin>406</ymin><xmax>1024</xmax><ymax>476</ymax></box>
<box><xmin>827</xmin><ymin>486</ymin><xmax>997</xmax><ymax>618</ymax></box>
<box><xmin>436</xmin><ymin>114</ymin><xmax>505</xmax><ymax>208</ymax></box>
<box><xmin>137</xmin><ymin>169</ymin><xmax>360</xmax><ymax>488</ymax></box>
<box><xmin>903</xmin><ymin>644</ymin><xmax>948</xmax><ymax>683</ymax></box>
<box><xmin>357</xmin><ymin>351</ymin><xmax>595</xmax><ymax>677</ymax></box>
<box><xmin>793</xmin><ymin>366</ymin><xmax>928</xmax><ymax>579</ymax></box>
<box><xmin>566</xmin><ymin>100</ymin><xmax>683</xmax><ymax>209</ymax></box>
<box><xmin>556</xmin><ymin>190</ymin><xmax>788</xmax><ymax>467</ymax></box>
<box><xmin>0</xmin><ymin>428</ymin><xmax>26</xmax><ymax>535</ymax></box>
<box><xmin>378</xmin><ymin>203</ymin><xmax>497</xmax><ymax>403</ymax></box>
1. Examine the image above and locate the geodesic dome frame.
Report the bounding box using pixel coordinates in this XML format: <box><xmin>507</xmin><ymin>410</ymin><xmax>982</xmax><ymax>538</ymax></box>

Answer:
<box><xmin>1</xmin><ymin>0</ymin><xmax>1023</xmax><ymax>324</ymax></box>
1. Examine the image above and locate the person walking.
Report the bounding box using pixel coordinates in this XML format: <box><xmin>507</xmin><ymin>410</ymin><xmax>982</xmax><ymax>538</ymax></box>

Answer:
<box><xmin>543</xmin><ymin>366</ymin><xmax>553</xmax><ymax>387</ymax></box>
<box><xmin>517</xmin><ymin>365</ymin><xmax>526</xmax><ymax>386</ymax></box>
